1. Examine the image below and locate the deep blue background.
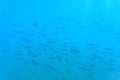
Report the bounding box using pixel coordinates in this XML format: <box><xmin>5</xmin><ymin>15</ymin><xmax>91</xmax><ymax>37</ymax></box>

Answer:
<box><xmin>0</xmin><ymin>0</ymin><xmax>120</xmax><ymax>80</ymax></box>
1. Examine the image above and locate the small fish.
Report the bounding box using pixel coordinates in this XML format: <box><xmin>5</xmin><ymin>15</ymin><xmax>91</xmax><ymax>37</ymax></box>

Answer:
<box><xmin>78</xmin><ymin>67</ymin><xmax>90</xmax><ymax>71</ymax></box>
<box><xmin>15</xmin><ymin>75</ymin><xmax>21</xmax><ymax>80</ymax></box>
<box><xmin>75</xmin><ymin>22</ymin><xmax>80</xmax><ymax>24</ymax></box>
<box><xmin>105</xmin><ymin>63</ymin><xmax>114</xmax><ymax>66</ymax></box>
<box><xmin>31</xmin><ymin>60</ymin><xmax>40</xmax><ymax>66</ymax></box>
<box><xmin>87</xmin><ymin>43</ymin><xmax>96</xmax><ymax>46</ymax></box>
<box><xmin>87</xmin><ymin>43</ymin><xmax>97</xmax><ymax>49</ymax></box>
<box><xmin>90</xmin><ymin>54</ymin><xmax>102</xmax><ymax>60</ymax></box>
<box><xmin>3</xmin><ymin>53</ymin><xmax>8</xmax><ymax>56</ymax></box>
<box><xmin>56</xmin><ymin>56</ymin><xmax>62</xmax><ymax>62</ymax></box>
<box><xmin>24</xmin><ymin>45</ymin><xmax>32</xmax><ymax>48</ymax></box>
<box><xmin>104</xmin><ymin>47</ymin><xmax>113</xmax><ymax>51</ymax></box>
<box><xmin>22</xmin><ymin>61</ymin><xmax>30</xmax><ymax>64</ymax></box>
<box><xmin>105</xmin><ymin>68</ymin><xmax>115</xmax><ymax>71</ymax></box>
<box><xmin>12</xmin><ymin>24</ymin><xmax>17</xmax><ymax>26</ymax></box>
<box><xmin>48</xmin><ymin>66</ymin><xmax>60</xmax><ymax>73</ymax></box>
<box><xmin>29</xmin><ymin>69</ymin><xmax>36</xmax><ymax>74</ymax></box>
<box><xmin>93</xmin><ymin>21</ymin><xmax>98</xmax><ymax>24</ymax></box>
<box><xmin>31</xmin><ymin>54</ymin><xmax>38</xmax><ymax>58</ymax></box>
<box><xmin>100</xmin><ymin>28</ymin><xmax>110</xmax><ymax>32</ymax></box>
<box><xmin>80</xmin><ymin>26</ymin><xmax>85</xmax><ymax>28</ymax></box>
<box><xmin>33</xmin><ymin>22</ymin><xmax>39</xmax><ymax>27</ymax></box>
<box><xmin>56</xmin><ymin>16</ymin><xmax>61</xmax><ymax>20</ymax></box>
<box><xmin>64</xmin><ymin>69</ymin><xmax>71</xmax><ymax>73</ymax></box>
<box><xmin>61</xmin><ymin>77</ymin><xmax>67</xmax><ymax>80</ymax></box>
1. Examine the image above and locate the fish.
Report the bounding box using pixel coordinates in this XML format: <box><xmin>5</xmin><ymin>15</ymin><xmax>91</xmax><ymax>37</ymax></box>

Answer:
<box><xmin>48</xmin><ymin>66</ymin><xmax>60</xmax><ymax>73</ymax></box>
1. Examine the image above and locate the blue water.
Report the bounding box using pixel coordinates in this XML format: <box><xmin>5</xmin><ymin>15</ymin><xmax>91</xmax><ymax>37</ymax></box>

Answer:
<box><xmin>0</xmin><ymin>0</ymin><xmax>120</xmax><ymax>80</ymax></box>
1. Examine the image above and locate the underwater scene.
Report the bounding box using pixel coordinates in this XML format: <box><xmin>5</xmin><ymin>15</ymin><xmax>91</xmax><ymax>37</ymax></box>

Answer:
<box><xmin>0</xmin><ymin>0</ymin><xmax>120</xmax><ymax>80</ymax></box>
